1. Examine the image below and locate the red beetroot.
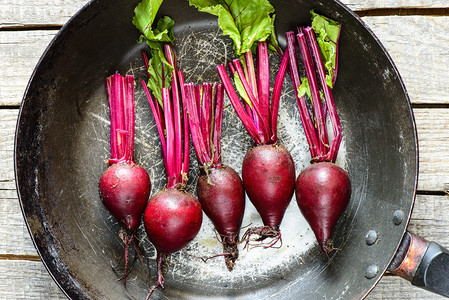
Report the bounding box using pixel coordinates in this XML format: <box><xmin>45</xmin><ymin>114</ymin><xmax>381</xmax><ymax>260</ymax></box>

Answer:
<box><xmin>143</xmin><ymin>186</ymin><xmax>202</xmax><ymax>299</ymax></box>
<box><xmin>217</xmin><ymin>42</ymin><xmax>294</xmax><ymax>246</ymax></box>
<box><xmin>144</xmin><ymin>189</ymin><xmax>202</xmax><ymax>254</ymax></box>
<box><xmin>296</xmin><ymin>162</ymin><xmax>350</xmax><ymax>253</ymax></box>
<box><xmin>242</xmin><ymin>144</ymin><xmax>295</xmax><ymax>231</ymax></box>
<box><xmin>197</xmin><ymin>166</ymin><xmax>245</xmax><ymax>270</ymax></box>
<box><xmin>98</xmin><ymin>73</ymin><xmax>151</xmax><ymax>286</ymax></box>
<box><xmin>141</xmin><ymin>45</ymin><xmax>203</xmax><ymax>299</ymax></box>
<box><xmin>99</xmin><ymin>163</ymin><xmax>151</xmax><ymax>232</ymax></box>
<box><xmin>184</xmin><ymin>82</ymin><xmax>245</xmax><ymax>270</ymax></box>
<box><xmin>287</xmin><ymin>19</ymin><xmax>350</xmax><ymax>254</ymax></box>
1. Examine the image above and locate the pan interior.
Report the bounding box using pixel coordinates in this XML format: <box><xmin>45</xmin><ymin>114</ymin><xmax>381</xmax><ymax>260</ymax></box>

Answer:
<box><xmin>15</xmin><ymin>0</ymin><xmax>417</xmax><ymax>299</ymax></box>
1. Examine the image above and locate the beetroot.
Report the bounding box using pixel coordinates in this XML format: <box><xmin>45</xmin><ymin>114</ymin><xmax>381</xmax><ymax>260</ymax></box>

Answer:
<box><xmin>140</xmin><ymin>45</ymin><xmax>203</xmax><ymax>298</ymax></box>
<box><xmin>98</xmin><ymin>73</ymin><xmax>151</xmax><ymax>286</ymax></box>
<box><xmin>183</xmin><ymin>82</ymin><xmax>245</xmax><ymax>270</ymax></box>
<box><xmin>295</xmin><ymin>162</ymin><xmax>350</xmax><ymax>253</ymax></box>
<box><xmin>144</xmin><ymin>189</ymin><xmax>202</xmax><ymax>254</ymax></box>
<box><xmin>242</xmin><ymin>144</ymin><xmax>295</xmax><ymax>231</ymax></box>
<box><xmin>197</xmin><ymin>166</ymin><xmax>244</xmax><ymax>254</ymax></box>
<box><xmin>99</xmin><ymin>162</ymin><xmax>151</xmax><ymax>232</ymax></box>
<box><xmin>217</xmin><ymin>42</ymin><xmax>295</xmax><ymax>246</ymax></box>
<box><xmin>287</xmin><ymin>16</ymin><xmax>351</xmax><ymax>254</ymax></box>
<box><xmin>142</xmin><ymin>185</ymin><xmax>202</xmax><ymax>298</ymax></box>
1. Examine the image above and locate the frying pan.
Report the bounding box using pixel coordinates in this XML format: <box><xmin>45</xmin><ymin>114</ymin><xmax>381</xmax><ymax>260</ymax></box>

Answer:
<box><xmin>14</xmin><ymin>0</ymin><xmax>449</xmax><ymax>299</ymax></box>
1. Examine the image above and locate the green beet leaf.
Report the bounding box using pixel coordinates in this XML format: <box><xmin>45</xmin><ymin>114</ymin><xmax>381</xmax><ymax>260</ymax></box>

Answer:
<box><xmin>189</xmin><ymin>0</ymin><xmax>276</xmax><ymax>57</ymax></box>
<box><xmin>311</xmin><ymin>10</ymin><xmax>341</xmax><ymax>88</ymax></box>
<box><xmin>133</xmin><ymin>0</ymin><xmax>175</xmax><ymax>106</ymax></box>
<box><xmin>234</xmin><ymin>72</ymin><xmax>252</xmax><ymax>108</ymax></box>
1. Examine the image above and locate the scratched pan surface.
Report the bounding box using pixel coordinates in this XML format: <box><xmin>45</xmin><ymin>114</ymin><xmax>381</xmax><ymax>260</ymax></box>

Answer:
<box><xmin>15</xmin><ymin>0</ymin><xmax>417</xmax><ymax>299</ymax></box>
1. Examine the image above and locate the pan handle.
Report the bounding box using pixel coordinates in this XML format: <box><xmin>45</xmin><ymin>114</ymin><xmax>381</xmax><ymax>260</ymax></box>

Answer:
<box><xmin>387</xmin><ymin>231</ymin><xmax>449</xmax><ymax>297</ymax></box>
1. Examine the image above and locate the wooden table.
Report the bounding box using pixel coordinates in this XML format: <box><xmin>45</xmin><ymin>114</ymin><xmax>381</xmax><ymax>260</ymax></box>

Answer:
<box><xmin>1</xmin><ymin>0</ymin><xmax>448</xmax><ymax>299</ymax></box>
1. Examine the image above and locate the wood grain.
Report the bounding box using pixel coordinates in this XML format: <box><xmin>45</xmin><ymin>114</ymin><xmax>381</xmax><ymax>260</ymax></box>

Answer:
<box><xmin>362</xmin><ymin>16</ymin><xmax>449</xmax><ymax>105</ymax></box>
<box><xmin>0</xmin><ymin>31</ymin><xmax>56</xmax><ymax>106</ymax></box>
<box><xmin>0</xmin><ymin>0</ymin><xmax>86</xmax><ymax>28</ymax></box>
<box><xmin>344</xmin><ymin>0</ymin><xmax>449</xmax><ymax>11</ymax></box>
<box><xmin>0</xmin><ymin>260</ymin><xmax>66</xmax><ymax>300</ymax></box>
<box><xmin>414</xmin><ymin>109</ymin><xmax>449</xmax><ymax>192</ymax></box>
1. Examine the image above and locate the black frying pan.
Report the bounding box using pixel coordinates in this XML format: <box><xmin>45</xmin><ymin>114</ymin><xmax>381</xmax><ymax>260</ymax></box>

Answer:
<box><xmin>14</xmin><ymin>0</ymin><xmax>449</xmax><ymax>299</ymax></box>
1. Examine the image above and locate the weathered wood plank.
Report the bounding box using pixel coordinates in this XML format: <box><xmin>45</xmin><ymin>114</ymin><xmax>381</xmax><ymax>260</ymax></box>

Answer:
<box><xmin>0</xmin><ymin>0</ymin><xmax>86</xmax><ymax>28</ymax></box>
<box><xmin>362</xmin><ymin>16</ymin><xmax>449</xmax><ymax>105</ymax></box>
<box><xmin>344</xmin><ymin>0</ymin><xmax>449</xmax><ymax>10</ymax></box>
<box><xmin>0</xmin><ymin>188</ymin><xmax>38</xmax><ymax>255</ymax></box>
<box><xmin>414</xmin><ymin>109</ymin><xmax>449</xmax><ymax>192</ymax></box>
<box><xmin>0</xmin><ymin>31</ymin><xmax>56</xmax><ymax>106</ymax></box>
<box><xmin>0</xmin><ymin>110</ymin><xmax>17</xmax><ymax>191</ymax></box>
<box><xmin>0</xmin><ymin>260</ymin><xmax>66</xmax><ymax>299</ymax></box>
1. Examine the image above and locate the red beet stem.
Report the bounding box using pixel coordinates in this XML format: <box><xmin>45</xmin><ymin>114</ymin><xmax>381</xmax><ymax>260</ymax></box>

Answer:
<box><xmin>115</xmin><ymin>74</ymin><xmax>126</xmax><ymax>159</ymax></box>
<box><xmin>142</xmin><ymin>65</ymin><xmax>189</xmax><ymax>188</ymax></box>
<box><xmin>212</xmin><ymin>84</ymin><xmax>224</xmax><ymax>165</ymax></box>
<box><xmin>165</xmin><ymin>45</ymin><xmax>183</xmax><ymax>183</ymax></box>
<box><xmin>177</xmin><ymin>70</ymin><xmax>190</xmax><ymax>183</ymax></box>
<box><xmin>286</xmin><ymin>31</ymin><xmax>319</xmax><ymax>158</ymax></box>
<box><xmin>106</xmin><ymin>76</ymin><xmax>117</xmax><ymax>160</ymax></box>
<box><xmin>270</xmin><ymin>49</ymin><xmax>289</xmax><ymax>143</ymax></box>
<box><xmin>232</xmin><ymin>59</ymin><xmax>269</xmax><ymax>144</ymax></box>
<box><xmin>106</xmin><ymin>73</ymin><xmax>136</xmax><ymax>164</ymax></box>
<box><xmin>303</xmin><ymin>27</ymin><xmax>342</xmax><ymax>163</ymax></box>
<box><xmin>124</xmin><ymin>75</ymin><xmax>135</xmax><ymax>163</ymax></box>
<box><xmin>142</xmin><ymin>52</ymin><xmax>151</xmax><ymax>79</ymax></box>
<box><xmin>296</xmin><ymin>31</ymin><xmax>329</xmax><ymax>157</ymax></box>
<box><xmin>257</xmin><ymin>42</ymin><xmax>271</xmax><ymax>139</ymax></box>
<box><xmin>201</xmin><ymin>83</ymin><xmax>213</xmax><ymax>159</ymax></box>
<box><xmin>162</xmin><ymin>88</ymin><xmax>177</xmax><ymax>188</ymax></box>
<box><xmin>228</xmin><ymin>62</ymin><xmax>253</xmax><ymax>118</ymax></box>
<box><xmin>141</xmin><ymin>81</ymin><xmax>168</xmax><ymax>171</ymax></box>
<box><xmin>184</xmin><ymin>83</ymin><xmax>211</xmax><ymax>166</ymax></box>
<box><xmin>244</xmin><ymin>50</ymin><xmax>258</xmax><ymax>99</ymax></box>
<box><xmin>217</xmin><ymin>64</ymin><xmax>262</xmax><ymax>144</ymax></box>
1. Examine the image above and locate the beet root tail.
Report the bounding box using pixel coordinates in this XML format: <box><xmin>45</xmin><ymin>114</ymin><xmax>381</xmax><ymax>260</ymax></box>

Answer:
<box><xmin>242</xmin><ymin>225</ymin><xmax>282</xmax><ymax>249</ymax></box>
<box><xmin>321</xmin><ymin>238</ymin><xmax>335</xmax><ymax>256</ymax></box>
<box><xmin>110</xmin><ymin>229</ymin><xmax>145</xmax><ymax>288</ymax></box>
<box><xmin>146</xmin><ymin>252</ymin><xmax>167</xmax><ymax>300</ymax></box>
<box><xmin>221</xmin><ymin>234</ymin><xmax>239</xmax><ymax>271</ymax></box>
